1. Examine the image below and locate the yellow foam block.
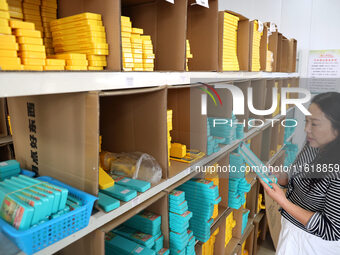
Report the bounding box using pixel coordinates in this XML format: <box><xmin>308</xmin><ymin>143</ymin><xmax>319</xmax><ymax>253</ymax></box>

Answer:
<box><xmin>121</xmin><ymin>31</ymin><xmax>131</xmax><ymax>38</ymax></box>
<box><xmin>0</xmin><ymin>1</ymin><xmax>8</xmax><ymax>11</ymax></box>
<box><xmin>0</xmin><ymin>10</ymin><xmax>10</xmax><ymax>20</ymax></box>
<box><xmin>144</xmin><ymin>67</ymin><xmax>153</xmax><ymax>71</ymax></box>
<box><xmin>88</xmin><ymin>66</ymin><xmax>103</xmax><ymax>70</ymax></box>
<box><xmin>121</xmin><ymin>37</ymin><xmax>131</xmax><ymax>44</ymax></box>
<box><xmin>54</xmin><ymin>43</ymin><xmax>108</xmax><ymax>53</ymax></box>
<box><xmin>143</xmin><ymin>59</ymin><xmax>154</xmax><ymax>64</ymax></box>
<box><xmin>141</xmin><ymin>35</ymin><xmax>151</xmax><ymax>40</ymax></box>
<box><xmin>71</xmin><ymin>49</ymin><xmax>109</xmax><ymax>55</ymax></box>
<box><xmin>14</xmin><ymin>28</ymin><xmax>41</xmax><ymax>38</ymax></box>
<box><xmin>170</xmin><ymin>143</ymin><xmax>186</xmax><ymax>158</ymax></box>
<box><xmin>8</xmin><ymin>0</ymin><xmax>22</xmax><ymax>7</ymax></box>
<box><xmin>51</xmin><ymin>53</ymin><xmax>86</xmax><ymax>60</ymax></box>
<box><xmin>53</xmin><ymin>32</ymin><xmax>106</xmax><ymax>43</ymax></box>
<box><xmin>41</xmin><ymin>11</ymin><xmax>56</xmax><ymax>19</ymax></box>
<box><xmin>123</xmin><ymin>62</ymin><xmax>134</xmax><ymax>68</ymax></box>
<box><xmin>24</xmin><ymin>65</ymin><xmax>44</xmax><ymax>71</ymax></box>
<box><xmin>0</xmin><ymin>41</ymin><xmax>18</xmax><ymax>50</ymax></box>
<box><xmin>45</xmin><ymin>58</ymin><xmax>65</xmax><ymax>66</ymax></box>
<box><xmin>121</xmin><ymin>19</ymin><xmax>131</xmax><ymax>27</ymax></box>
<box><xmin>18</xmin><ymin>51</ymin><xmax>46</xmax><ymax>59</ymax></box>
<box><xmin>8</xmin><ymin>5</ymin><xmax>23</xmax><ymax>13</ymax></box>
<box><xmin>122</xmin><ymin>48</ymin><xmax>132</xmax><ymax>54</ymax></box>
<box><xmin>9</xmin><ymin>20</ymin><xmax>35</xmax><ymax>30</ymax></box>
<box><xmin>50</xmin><ymin>13</ymin><xmax>102</xmax><ymax>27</ymax></box>
<box><xmin>132</xmin><ymin>44</ymin><xmax>142</xmax><ymax>50</ymax></box>
<box><xmin>51</xmin><ymin>20</ymin><xmax>103</xmax><ymax>32</ymax></box>
<box><xmin>42</xmin><ymin>16</ymin><xmax>55</xmax><ymax>24</ymax></box>
<box><xmin>143</xmin><ymin>53</ymin><xmax>155</xmax><ymax>59</ymax></box>
<box><xmin>132</xmin><ymin>49</ymin><xmax>142</xmax><ymax>54</ymax></box>
<box><xmin>0</xmin><ymin>18</ymin><xmax>8</xmax><ymax>27</ymax></box>
<box><xmin>18</xmin><ymin>37</ymin><xmax>43</xmax><ymax>45</ymax></box>
<box><xmin>131</xmin><ymin>38</ymin><xmax>142</xmax><ymax>44</ymax></box>
<box><xmin>123</xmin><ymin>57</ymin><xmax>133</xmax><ymax>63</ymax></box>
<box><xmin>0</xmin><ymin>49</ymin><xmax>17</xmax><ymax>58</ymax></box>
<box><xmin>87</xmin><ymin>55</ymin><xmax>106</xmax><ymax>61</ymax></box>
<box><xmin>132</xmin><ymin>27</ymin><xmax>143</xmax><ymax>34</ymax></box>
<box><xmin>123</xmin><ymin>67</ymin><xmax>132</xmax><ymax>71</ymax></box>
<box><xmin>142</xmin><ymin>40</ymin><xmax>152</xmax><ymax>46</ymax></box>
<box><xmin>133</xmin><ymin>53</ymin><xmax>142</xmax><ymax>59</ymax></box>
<box><xmin>24</xmin><ymin>0</ymin><xmax>41</xmax><ymax>5</ymax></box>
<box><xmin>22</xmin><ymin>58</ymin><xmax>46</xmax><ymax>65</ymax></box>
<box><xmin>0</xmin><ymin>57</ymin><xmax>21</xmax><ymax>65</ymax></box>
<box><xmin>121</xmin><ymin>16</ymin><xmax>130</xmax><ymax>23</ymax></box>
<box><xmin>133</xmin><ymin>58</ymin><xmax>142</xmax><ymax>64</ymax></box>
<box><xmin>65</xmin><ymin>65</ymin><xmax>87</xmax><ymax>70</ymax></box>
<box><xmin>19</xmin><ymin>44</ymin><xmax>45</xmax><ymax>52</ymax></box>
<box><xmin>144</xmin><ymin>63</ymin><xmax>154</xmax><ymax>68</ymax></box>
<box><xmin>132</xmin><ymin>63</ymin><xmax>142</xmax><ymax>68</ymax></box>
<box><xmin>0</xmin><ymin>26</ymin><xmax>12</xmax><ymax>35</ymax></box>
<box><xmin>41</xmin><ymin>6</ymin><xmax>56</xmax><ymax>14</ymax></box>
<box><xmin>65</xmin><ymin>59</ymin><xmax>88</xmax><ymax>66</ymax></box>
<box><xmin>130</xmin><ymin>34</ymin><xmax>140</xmax><ymax>39</ymax></box>
<box><xmin>88</xmin><ymin>60</ymin><xmax>106</xmax><ymax>67</ymax></box>
<box><xmin>99</xmin><ymin>167</ymin><xmax>115</xmax><ymax>189</ymax></box>
<box><xmin>132</xmin><ymin>67</ymin><xmax>143</xmax><ymax>71</ymax></box>
<box><xmin>0</xmin><ymin>34</ymin><xmax>16</xmax><ymax>44</ymax></box>
<box><xmin>122</xmin><ymin>42</ymin><xmax>132</xmax><ymax>48</ymax></box>
<box><xmin>53</xmin><ymin>37</ymin><xmax>107</xmax><ymax>48</ymax></box>
<box><xmin>23</xmin><ymin>13</ymin><xmax>41</xmax><ymax>21</ymax></box>
<box><xmin>41</xmin><ymin>2</ymin><xmax>57</xmax><ymax>9</ymax></box>
<box><xmin>43</xmin><ymin>65</ymin><xmax>64</xmax><ymax>71</ymax></box>
<box><xmin>51</xmin><ymin>25</ymin><xmax>105</xmax><ymax>37</ymax></box>
<box><xmin>121</xmin><ymin>25</ymin><xmax>132</xmax><ymax>33</ymax></box>
<box><xmin>0</xmin><ymin>64</ymin><xmax>22</xmax><ymax>70</ymax></box>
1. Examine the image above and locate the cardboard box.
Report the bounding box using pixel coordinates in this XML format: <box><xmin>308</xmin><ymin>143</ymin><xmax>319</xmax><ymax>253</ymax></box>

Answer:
<box><xmin>276</xmin><ymin>33</ymin><xmax>283</xmax><ymax>72</ymax></box>
<box><xmin>187</xmin><ymin>0</ymin><xmax>219</xmax><ymax>71</ymax></box>
<box><xmin>59</xmin><ymin>192</ymin><xmax>169</xmax><ymax>255</ymax></box>
<box><xmin>288</xmin><ymin>38</ymin><xmax>297</xmax><ymax>73</ymax></box>
<box><xmin>249</xmin><ymin>79</ymin><xmax>267</xmax><ymax>121</ymax></box>
<box><xmin>58</xmin><ymin>0</ymin><xmax>121</xmax><ymax>71</ymax></box>
<box><xmin>267</xmin><ymin>27</ymin><xmax>278</xmax><ymax>72</ymax></box>
<box><xmin>0</xmin><ymin>98</ymin><xmax>8</xmax><ymax>137</ymax></box>
<box><xmin>122</xmin><ymin>0</ymin><xmax>187</xmax><ymax>71</ymax></box>
<box><xmin>260</xmin><ymin>24</ymin><xmax>268</xmax><ymax>71</ymax></box>
<box><xmin>167</xmin><ymin>84</ymin><xmax>207</xmax><ymax>177</ymax></box>
<box><xmin>8</xmin><ymin>87</ymin><xmax>167</xmax><ymax>195</ymax></box>
<box><xmin>218</xmin><ymin>10</ymin><xmax>250</xmax><ymax>71</ymax></box>
<box><xmin>280</xmin><ymin>36</ymin><xmax>289</xmax><ymax>72</ymax></box>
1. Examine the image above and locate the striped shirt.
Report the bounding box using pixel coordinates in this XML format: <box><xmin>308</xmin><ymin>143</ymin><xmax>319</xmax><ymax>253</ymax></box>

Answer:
<box><xmin>281</xmin><ymin>143</ymin><xmax>340</xmax><ymax>241</ymax></box>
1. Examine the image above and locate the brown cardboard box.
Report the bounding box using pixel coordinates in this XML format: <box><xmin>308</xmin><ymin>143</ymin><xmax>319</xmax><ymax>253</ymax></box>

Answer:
<box><xmin>276</xmin><ymin>33</ymin><xmax>283</xmax><ymax>72</ymax></box>
<box><xmin>187</xmin><ymin>0</ymin><xmax>218</xmax><ymax>71</ymax></box>
<box><xmin>123</xmin><ymin>0</ymin><xmax>187</xmax><ymax>71</ymax></box>
<box><xmin>58</xmin><ymin>0</ymin><xmax>121</xmax><ymax>71</ymax></box>
<box><xmin>167</xmin><ymin>84</ymin><xmax>207</xmax><ymax>177</ymax></box>
<box><xmin>218</xmin><ymin>10</ymin><xmax>250</xmax><ymax>71</ymax></box>
<box><xmin>288</xmin><ymin>38</ymin><xmax>297</xmax><ymax>73</ymax></box>
<box><xmin>260</xmin><ymin>24</ymin><xmax>268</xmax><ymax>71</ymax></box>
<box><xmin>249</xmin><ymin>79</ymin><xmax>267</xmax><ymax>121</ymax></box>
<box><xmin>281</xmin><ymin>36</ymin><xmax>290</xmax><ymax>72</ymax></box>
<box><xmin>58</xmin><ymin>192</ymin><xmax>169</xmax><ymax>255</ymax></box>
<box><xmin>8</xmin><ymin>87</ymin><xmax>167</xmax><ymax>195</ymax></box>
<box><xmin>0</xmin><ymin>98</ymin><xmax>8</xmax><ymax>138</ymax></box>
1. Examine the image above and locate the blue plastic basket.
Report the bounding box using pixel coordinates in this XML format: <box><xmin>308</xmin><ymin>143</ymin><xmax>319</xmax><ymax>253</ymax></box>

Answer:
<box><xmin>0</xmin><ymin>176</ymin><xmax>97</xmax><ymax>255</ymax></box>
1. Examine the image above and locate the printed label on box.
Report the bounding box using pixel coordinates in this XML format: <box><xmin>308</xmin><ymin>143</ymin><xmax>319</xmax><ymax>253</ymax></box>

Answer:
<box><xmin>121</xmin><ymin>189</ymin><xmax>130</xmax><ymax>194</ymax></box>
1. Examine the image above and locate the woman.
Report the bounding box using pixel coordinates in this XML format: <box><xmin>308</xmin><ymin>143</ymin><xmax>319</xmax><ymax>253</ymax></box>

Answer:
<box><xmin>260</xmin><ymin>92</ymin><xmax>340</xmax><ymax>255</ymax></box>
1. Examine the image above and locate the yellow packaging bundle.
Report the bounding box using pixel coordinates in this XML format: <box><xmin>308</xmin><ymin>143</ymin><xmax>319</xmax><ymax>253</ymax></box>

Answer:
<box><xmin>273</xmin><ymin>81</ymin><xmax>280</xmax><ymax>116</ymax></box>
<box><xmin>7</xmin><ymin>0</ymin><xmax>23</xmax><ymax>21</ymax></box>
<box><xmin>202</xmin><ymin>228</ymin><xmax>219</xmax><ymax>255</ymax></box>
<box><xmin>141</xmin><ymin>34</ymin><xmax>154</xmax><ymax>71</ymax></box>
<box><xmin>186</xmin><ymin>39</ymin><xmax>193</xmax><ymax>71</ymax></box>
<box><xmin>251</xmin><ymin>20</ymin><xmax>262</xmax><ymax>71</ymax></box>
<box><xmin>121</xmin><ymin>16</ymin><xmax>133</xmax><ymax>71</ymax></box>
<box><xmin>205</xmin><ymin>163</ymin><xmax>219</xmax><ymax>219</ymax></box>
<box><xmin>167</xmin><ymin>109</ymin><xmax>173</xmax><ymax>166</ymax></box>
<box><xmin>131</xmin><ymin>28</ymin><xmax>143</xmax><ymax>71</ymax></box>
<box><xmin>50</xmin><ymin>53</ymin><xmax>88</xmax><ymax>70</ymax></box>
<box><xmin>41</xmin><ymin>0</ymin><xmax>57</xmax><ymax>56</ymax></box>
<box><xmin>222</xmin><ymin>12</ymin><xmax>240</xmax><ymax>71</ymax></box>
<box><xmin>44</xmin><ymin>57</ymin><xmax>65</xmax><ymax>70</ymax></box>
<box><xmin>51</xmin><ymin>12</ymin><xmax>108</xmax><ymax>70</ymax></box>
<box><xmin>10</xmin><ymin>20</ymin><xmax>47</xmax><ymax>71</ymax></box>
<box><xmin>266</xmin><ymin>50</ymin><xmax>273</xmax><ymax>71</ymax></box>
<box><xmin>22</xmin><ymin>0</ymin><xmax>43</xmax><ymax>34</ymax></box>
<box><xmin>225</xmin><ymin>211</ymin><xmax>236</xmax><ymax>246</ymax></box>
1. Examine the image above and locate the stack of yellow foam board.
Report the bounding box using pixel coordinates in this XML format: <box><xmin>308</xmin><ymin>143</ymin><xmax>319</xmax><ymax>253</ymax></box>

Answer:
<box><xmin>7</xmin><ymin>0</ymin><xmax>23</xmax><ymax>20</ymax></box>
<box><xmin>44</xmin><ymin>57</ymin><xmax>64</xmax><ymax>70</ymax></box>
<box><xmin>202</xmin><ymin>228</ymin><xmax>219</xmax><ymax>255</ymax></box>
<box><xmin>266</xmin><ymin>50</ymin><xmax>273</xmax><ymax>72</ymax></box>
<box><xmin>50</xmin><ymin>53</ymin><xmax>88</xmax><ymax>70</ymax></box>
<box><xmin>23</xmin><ymin>0</ymin><xmax>43</xmax><ymax>34</ymax></box>
<box><xmin>131</xmin><ymin>27</ymin><xmax>143</xmax><ymax>71</ymax></box>
<box><xmin>205</xmin><ymin>162</ymin><xmax>219</xmax><ymax>219</ymax></box>
<box><xmin>167</xmin><ymin>109</ymin><xmax>173</xmax><ymax>167</ymax></box>
<box><xmin>0</xmin><ymin>19</ymin><xmax>22</xmax><ymax>70</ymax></box>
<box><xmin>11</xmin><ymin>20</ymin><xmax>46</xmax><ymax>70</ymax></box>
<box><xmin>141</xmin><ymin>35</ymin><xmax>154</xmax><ymax>71</ymax></box>
<box><xmin>225</xmin><ymin>212</ymin><xmax>236</xmax><ymax>246</ymax></box>
<box><xmin>51</xmin><ymin>12</ymin><xmax>108</xmax><ymax>70</ymax></box>
<box><xmin>186</xmin><ymin>39</ymin><xmax>193</xmax><ymax>71</ymax></box>
<box><xmin>121</xmin><ymin>16</ymin><xmax>133</xmax><ymax>71</ymax></box>
<box><xmin>0</xmin><ymin>0</ymin><xmax>11</xmax><ymax>34</ymax></box>
<box><xmin>222</xmin><ymin>12</ymin><xmax>239</xmax><ymax>71</ymax></box>
<box><xmin>41</xmin><ymin>0</ymin><xmax>57</xmax><ymax>56</ymax></box>
<box><xmin>251</xmin><ymin>20</ymin><xmax>262</xmax><ymax>71</ymax></box>
<box><xmin>273</xmin><ymin>81</ymin><xmax>280</xmax><ymax>116</ymax></box>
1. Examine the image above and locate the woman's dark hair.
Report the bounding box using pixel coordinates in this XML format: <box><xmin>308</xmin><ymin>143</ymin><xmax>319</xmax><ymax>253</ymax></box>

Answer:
<box><xmin>307</xmin><ymin>92</ymin><xmax>340</xmax><ymax>181</ymax></box>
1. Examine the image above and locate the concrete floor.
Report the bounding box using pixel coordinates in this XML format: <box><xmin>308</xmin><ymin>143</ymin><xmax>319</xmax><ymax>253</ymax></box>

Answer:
<box><xmin>257</xmin><ymin>234</ymin><xmax>276</xmax><ymax>255</ymax></box>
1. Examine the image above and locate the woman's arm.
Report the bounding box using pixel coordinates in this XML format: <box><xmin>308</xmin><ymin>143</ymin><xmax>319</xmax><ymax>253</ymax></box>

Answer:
<box><xmin>274</xmin><ymin>172</ymin><xmax>289</xmax><ymax>187</ymax></box>
<box><xmin>259</xmin><ymin>179</ymin><xmax>313</xmax><ymax>225</ymax></box>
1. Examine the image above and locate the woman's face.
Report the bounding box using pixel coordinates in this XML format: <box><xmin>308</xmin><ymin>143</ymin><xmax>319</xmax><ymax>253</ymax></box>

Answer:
<box><xmin>305</xmin><ymin>103</ymin><xmax>338</xmax><ymax>148</ymax></box>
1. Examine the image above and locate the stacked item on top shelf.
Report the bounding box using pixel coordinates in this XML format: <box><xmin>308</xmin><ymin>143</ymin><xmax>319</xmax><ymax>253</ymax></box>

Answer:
<box><xmin>168</xmin><ymin>190</ymin><xmax>195</xmax><ymax>255</ymax></box>
<box><xmin>50</xmin><ymin>53</ymin><xmax>87</xmax><ymax>70</ymax></box>
<box><xmin>121</xmin><ymin>15</ymin><xmax>155</xmax><ymax>72</ymax></box>
<box><xmin>178</xmin><ymin>179</ymin><xmax>221</xmax><ymax>243</ymax></box>
<box><xmin>44</xmin><ymin>57</ymin><xmax>64</xmax><ymax>70</ymax></box>
<box><xmin>251</xmin><ymin>20</ymin><xmax>262</xmax><ymax>71</ymax></box>
<box><xmin>167</xmin><ymin>110</ymin><xmax>172</xmax><ymax>166</ymax></box>
<box><xmin>202</xmin><ymin>228</ymin><xmax>219</xmax><ymax>255</ymax></box>
<box><xmin>228</xmin><ymin>152</ymin><xmax>251</xmax><ymax>209</ymax></box>
<box><xmin>266</xmin><ymin>50</ymin><xmax>273</xmax><ymax>72</ymax></box>
<box><xmin>41</xmin><ymin>0</ymin><xmax>57</xmax><ymax>56</ymax></box>
<box><xmin>22</xmin><ymin>0</ymin><xmax>42</xmax><ymax>34</ymax></box>
<box><xmin>225</xmin><ymin>211</ymin><xmax>236</xmax><ymax>246</ymax></box>
<box><xmin>205</xmin><ymin>162</ymin><xmax>219</xmax><ymax>219</ymax></box>
<box><xmin>10</xmin><ymin>19</ymin><xmax>46</xmax><ymax>71</ymax></box>
<box><xmin>186</xmin><ymin>39</ymin><xmax>193</xmax><ymax>71</ymax></box>
<box><xmin>222</xmin><ymin>12</ymin><xmax>239</xmax><ymax>71</ymax></box>
<box><xmin>51</xmin><ymin>12</ymin><xmax>108</xmax><ymax>70</ymax></box>
<box><xmin>7</xmin><ymin>0</ymin><xmax>23</xmax><ymax>21</ymax></box>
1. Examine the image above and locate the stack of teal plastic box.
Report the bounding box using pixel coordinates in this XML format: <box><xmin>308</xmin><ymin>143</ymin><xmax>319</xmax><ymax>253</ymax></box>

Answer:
<box><xmin>0</xmin><ymin>160</ymin><xmax>21</xmax><ymax>181</ymax></box>
<box><xmin>168</xmin><ymin>190</ymin><xmax>195</xmax><ymax>255</ymax></box>
<box><xmin>207</xmin><ymin>120</ymin><xmax>226</xmax><ymax>156</ymax></box>
<box><xmin>284</xmin><ymin>142</ymin><xmax>299</xmax><ymax>167</ymax></box>
<box><xmin>178</xmin><ymin>180</ymin><xmax>221</xmax><ymax>243</ymax></box>
<box><xmin>284</xmin><ymin>119</ymin><xmax>297</xmax><ymax>143</ymax></box>
<box><xmin>207</xmin><ymin>116</ymin><xmax>237</xmax><ymax>145</ymax></box>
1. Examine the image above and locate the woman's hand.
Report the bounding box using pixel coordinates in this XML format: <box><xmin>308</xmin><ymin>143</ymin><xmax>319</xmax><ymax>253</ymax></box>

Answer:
<box><xmin>258</xmin><ymin>178</ymin><xmax>288</xmax><ymax>207</ymax></box>
<box><xmin>268</xmin><ymin>168</ymin><xmax>289</xmax><ymax>186</ymax></box>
